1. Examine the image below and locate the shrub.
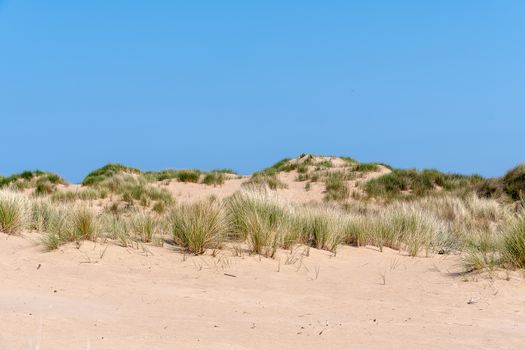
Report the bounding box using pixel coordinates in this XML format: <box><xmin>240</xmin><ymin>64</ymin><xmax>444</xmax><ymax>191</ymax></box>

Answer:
<box><xmin>170</xmin><ymin>201</ymin><xmax>225</xmax><ymax>254</ymax></box>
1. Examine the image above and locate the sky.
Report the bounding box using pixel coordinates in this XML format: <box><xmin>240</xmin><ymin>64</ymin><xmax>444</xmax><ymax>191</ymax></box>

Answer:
<box><xmin>1</xmin><ymin>1</ymin><xmax>524</xmax><ymax>183</ymax></box>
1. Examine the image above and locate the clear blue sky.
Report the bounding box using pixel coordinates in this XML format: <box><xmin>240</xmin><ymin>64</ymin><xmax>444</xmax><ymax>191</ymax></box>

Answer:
<box><xmin>1</xmin><ymin>1</ymin><xmax>523</xmax><ymax>183</ymax></box>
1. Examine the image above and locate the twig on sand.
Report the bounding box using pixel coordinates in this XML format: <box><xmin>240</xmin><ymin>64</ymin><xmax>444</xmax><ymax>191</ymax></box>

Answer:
<box><xmin>224</xmin><ymin>273</ymin><xmax>237</xmax><ymax>278</ymax></box>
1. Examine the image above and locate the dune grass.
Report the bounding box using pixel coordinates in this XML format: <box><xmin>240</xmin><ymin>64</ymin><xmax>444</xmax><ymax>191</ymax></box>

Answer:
<box><xmin>244</xmin><ymin>171</ymin><xmax>287</xmax><ymax>190</ymax></box>
<box><xmin>170</xmin><ymin>201</ymin><xmax>225</xmax><ymax>254</ymax></box>
<box><xmin>202</xmin><ymin>171</ymin><xmax>226</xmax><ymax>186</ymax></box>
<box><xmin>365</xmin><ymin>169</ymin><xmax>483</xmax><ymax>200</ymax></box>
<box><xmin>0</xmin><ymin>191</ymin><xmax>27</xmax><ymax>234</ymax></box>
<box><xmin>82</xmin><ymin>163</ymin><xmax>142</xmax><ymax>186</ymax></box>
<box><xmin>3</xmin><ymin>157</ymin><xmax>525</xmax><ymax>274</ymax></box>
<box><xmin>324</xmin><ymin>172</ymin><xmax>349</xmax><ymax>201</ymax></box>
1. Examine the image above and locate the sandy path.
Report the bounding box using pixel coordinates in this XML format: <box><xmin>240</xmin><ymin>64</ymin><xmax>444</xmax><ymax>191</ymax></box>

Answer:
<box><xmin>1</xmin><ymin>233</ymin><xmax>524</xmax><ymax>349</ymax></box>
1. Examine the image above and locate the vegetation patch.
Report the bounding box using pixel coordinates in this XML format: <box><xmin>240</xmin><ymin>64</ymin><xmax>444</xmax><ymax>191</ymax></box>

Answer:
<box><xmin>82</xmin><ymin>163</ymin><xmax>142</xmax><ymax>186</ymax></box>
<box><xmin>365</xmin><ymin>169</ymin><xmax>483</xmax><ymax>199</ymax></box>
<box><xmin>324</xmin><ymin>172</ymin><xmax>349</xmax><ymax>201</ymax></box>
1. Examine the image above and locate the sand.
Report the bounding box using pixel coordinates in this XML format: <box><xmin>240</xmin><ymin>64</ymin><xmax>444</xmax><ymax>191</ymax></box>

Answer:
<box><xmin>1</xmin><ymin>232</ymin><xmax>525</xmax><ymax>350</ymax></box>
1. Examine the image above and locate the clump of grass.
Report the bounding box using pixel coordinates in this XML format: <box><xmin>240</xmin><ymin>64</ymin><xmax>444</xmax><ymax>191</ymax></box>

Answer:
<box><xmin>176</xmin><ymin>170</ymin><xmax>201</xmax><ymax>183</ymax></box>
<box><xmin>343</xmin><ymin>216</ymin><xmax>370</xmax><ymax>247</ymax></box>
<box><xmin>131</xmin><ymin>210</ymin><xmax>158</xmax><ymax>243</ymax></box>
<box><xmin>68</xmin><ymin>207</ymin><xmax>98</xmax><ymax>242</ymax></box>
<box><xmin>0</xmin><ymin>191</ymin><xmax>27</xmax><ymax>234</ymax></box>
<box><xmin>36</xmin><ymin>204</ymin><xmax>98</xmax><ymax>250</ymax></box>
<box><xmin>202</xmin><ymin>172</ymin><xmax>225</xmax><ymax>186</ymax></box>
<box><xmin>227</xmin><ymin>188</ymin><xmax>290</xmax><ymax>256</ymax></box>
<box><xmin>324</xmin><ymin>172</ymin><xmax>349</xmax><ymax>201</ymax></box>
<box><xmin>170</xmin><ymin>201</ymin><xmax>225</xmax><ymax>254</ymax></box>
<box><xmin>82</xmin><ymin>163</ymin><xmax>142</xmax><ymax>186</ymax></box>
<box><xmin>501</xmin><ymin>214</ymin><xmax>525</xmax><ymax>268</ymax></box>
<box><xmin>463</xmin><ymin>230</ymin><xmax>501</xmax><ymax>271</ymax></box>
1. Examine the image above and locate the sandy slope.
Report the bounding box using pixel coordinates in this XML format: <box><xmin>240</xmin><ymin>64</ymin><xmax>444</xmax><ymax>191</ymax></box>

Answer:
<box><xmin>1</xmin><ymin>233</ymin><xmax>524</xmax><ymax>349</ymax></box>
